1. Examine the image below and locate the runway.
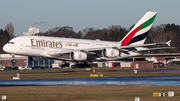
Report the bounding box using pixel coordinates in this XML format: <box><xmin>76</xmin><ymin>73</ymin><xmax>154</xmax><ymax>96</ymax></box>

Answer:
<box><xmin>1</xmin><ymin>75</ymin><xmax>180</xmax><ymax>86</ymax></box>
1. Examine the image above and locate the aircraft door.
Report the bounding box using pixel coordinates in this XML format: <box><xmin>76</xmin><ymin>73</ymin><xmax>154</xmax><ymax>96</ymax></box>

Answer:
<box><xmin>19</xmin><ymin>43</ymin><xmax>23</xmax><ymax>49</ymax></box>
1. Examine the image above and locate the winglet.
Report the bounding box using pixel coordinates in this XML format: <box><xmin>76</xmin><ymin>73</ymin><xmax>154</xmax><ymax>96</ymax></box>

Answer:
<box><xmin>166</xmin><ymin>40</ymin><xmax>171</xmax><ymax>46</ymax></box>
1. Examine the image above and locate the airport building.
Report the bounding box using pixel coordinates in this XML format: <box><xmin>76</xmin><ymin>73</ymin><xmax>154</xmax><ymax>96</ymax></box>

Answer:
<box><xmin>28</xmin><ymin>59</ymin><xmax>54</xmax><ymax>68</ymax></box>
<box><xmin>0</xmin><ymin>54</ymin><xmax>54</xmax><ymax>68</ymax></box>
<box><xmin>0</xmin><ymin>54</ymin><xmax>27</xmax><ymax>67</ymax></box>
<box><xmin>23</xmin><ymin>26</ymin><xmax>39</xmax><ymax>36</ymax></box>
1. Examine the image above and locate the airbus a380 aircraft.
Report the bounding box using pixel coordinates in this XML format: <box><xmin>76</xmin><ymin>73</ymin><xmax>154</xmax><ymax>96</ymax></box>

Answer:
<box><xmin>3</xmin><ymin>12</ymin><xmax>173</xmax><ymax>64</ymax></box>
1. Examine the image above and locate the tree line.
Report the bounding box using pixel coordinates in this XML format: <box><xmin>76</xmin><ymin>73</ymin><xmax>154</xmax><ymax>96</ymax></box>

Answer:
<box><xmin>37</xmin><ymin>25</ymin><xmax>128</xmax><ymax>41</ymax></box>
<box><xmin>1</xmin><ymin>23</ymin><xmax>180</xmax><ymax>53</ymax></box>
<box><xmin>0</xmin><ymin>22</ymin><xmax>15</xmax><ymax>53</ymax></box>
<box><xmin>37</xmin><ymin>23</ymin><xmax>180</xmax><ymax>53</ymax></box>
<box><xmin>0</xmin><ymin>29</ymin><xmax>10</xmax><ymax>53</ymax></box>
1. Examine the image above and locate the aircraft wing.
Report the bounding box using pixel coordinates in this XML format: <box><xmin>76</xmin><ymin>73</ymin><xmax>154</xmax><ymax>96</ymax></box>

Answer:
<box><xmin>47</xmin><ymin>40</ymin><xmax>173</xmax><ymax>56</ymax></box>
<box><xmin>81</xmin><ymin>40</ymin><xmax>172</xmax><ymax>53</ymax></box>
<box><xmin>118</xmin><ymin>40</ymin><xmax>171</xmax><ymax>50</ymax></box>
<box><xmin>44</xmin><ymin>40</ymin><xmax>174</xmax><ymax>61</ymax></box>
<box><xmin>47</xmin><ymin>48</ymin><xmax>108</xmax><ymax>56</ymax></box>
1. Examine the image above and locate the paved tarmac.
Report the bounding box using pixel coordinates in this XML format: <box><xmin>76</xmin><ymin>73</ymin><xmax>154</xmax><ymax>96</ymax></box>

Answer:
<box><xmin>0</xmin><ymin>75</ymin><xmax>180</xmax><ymax>86</ymax></box>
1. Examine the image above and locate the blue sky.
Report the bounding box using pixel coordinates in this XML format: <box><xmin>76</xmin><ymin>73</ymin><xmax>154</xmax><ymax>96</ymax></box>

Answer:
<box><xmin>0</xmin><ymin>0</ymin><xmax>180</xmax><ymax>36</ymax></box>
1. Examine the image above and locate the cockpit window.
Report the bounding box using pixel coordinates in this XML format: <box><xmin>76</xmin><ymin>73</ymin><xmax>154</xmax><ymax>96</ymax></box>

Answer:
<box><xmin>7</xmin><ymin>42</ymin><xmax>14</xmax><ymax>44</ymax></box>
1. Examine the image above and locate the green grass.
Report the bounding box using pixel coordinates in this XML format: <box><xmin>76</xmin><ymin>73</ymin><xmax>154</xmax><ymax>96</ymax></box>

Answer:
<box><xmin>0</xmin><ymin>66</ymin><xmax>180</xmax><ymax>100</ymax></box>
<box><xmin>0</xmin><ymin>85</ymin><xmax>180</xmax><ymax>101</ymax></box>
<box><xmin>0</xmin><ymin>66</ymin><xmax>180</xmax><ymax>80</ymax></box>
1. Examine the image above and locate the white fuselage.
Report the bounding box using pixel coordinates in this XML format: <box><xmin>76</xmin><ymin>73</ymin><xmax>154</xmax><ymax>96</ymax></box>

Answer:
<box><xmin>3</xmin><ymin>36</ymin><xmax>122</xmax><ymax>58</ymax></box>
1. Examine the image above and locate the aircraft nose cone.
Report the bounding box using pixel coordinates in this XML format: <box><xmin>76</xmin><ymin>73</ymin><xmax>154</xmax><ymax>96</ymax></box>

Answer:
<box><xmin>3</xmin><ymin>44</ymin><xmax>9</xmax><ymax>53</ymax></box>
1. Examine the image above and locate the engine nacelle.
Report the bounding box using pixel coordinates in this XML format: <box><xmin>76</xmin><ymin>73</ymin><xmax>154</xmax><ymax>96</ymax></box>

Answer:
<box><xmin>29</xmin><ymin>56</ymin><xmax>45</xmax><ymax>61</ymax></box>
<box><xmin>70</xmin><ymin>52</ymin><xmax>87</xmax><ymax>61</ymax></box>
<box><xmin>102</xmin><ymin>48</ymin><xmax>119</xmax><ymax>57</ymax></box>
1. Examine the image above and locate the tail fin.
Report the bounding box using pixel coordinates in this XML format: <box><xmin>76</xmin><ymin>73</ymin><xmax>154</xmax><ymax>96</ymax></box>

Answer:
<box><xmin>120</xmin><ymin>11</ymin><xmax>157</xmax><ymax>46</ymax></box>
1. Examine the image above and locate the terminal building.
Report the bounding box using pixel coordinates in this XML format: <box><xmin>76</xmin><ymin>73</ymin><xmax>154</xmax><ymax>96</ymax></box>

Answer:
<box><xmin>0</xmin><ymin>54</ymin><xmax>54</xmax><ymax>68</ymax></box>
<box><xmin>28</xmin><ymin>58</ymin><xmax>54</xmax><ymax>68</ymax></box>
<box><xmin>23</xmin><ymin>26</ymin><xmax>39</xmax><ymax>36</ymax></box>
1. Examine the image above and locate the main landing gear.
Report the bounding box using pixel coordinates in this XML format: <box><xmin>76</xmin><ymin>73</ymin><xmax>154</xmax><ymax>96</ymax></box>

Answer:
<box><xmin>61</xmin><ymin>61</ymin><xmax>91</xmax><ymax>68</ymax></box>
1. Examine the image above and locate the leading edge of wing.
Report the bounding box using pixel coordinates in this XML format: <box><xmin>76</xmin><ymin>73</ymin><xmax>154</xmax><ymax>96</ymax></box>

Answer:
<box><xmin>46</xmin><ymin>47</ymin><xmax>110</xmax><ymax>56</ymax></box>
<box><xmin>118</xmin><ymin>40</ymin><xmax>172</xmax><ymax>50</ymax></box>
<box><xmin>46</xmin><ymin>40</ymin><xmax>173</xmax><ymax>57</ymax></box>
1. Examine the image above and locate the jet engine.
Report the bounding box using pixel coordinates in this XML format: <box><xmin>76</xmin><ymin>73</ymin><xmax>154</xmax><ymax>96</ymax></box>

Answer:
<box><xmin>29</xmin><ymin>56</ymin><xmax>45</xmax><ymax>61</ymax></box>
<box><xmin>70</xmin><ymin>52</ymin><xmax>87</xmax><ymax>61</ymax></box>
<box><xmin>102</xmin><ymin>48</ymin><xmax>119</xmax><ymax>57</ymax></box>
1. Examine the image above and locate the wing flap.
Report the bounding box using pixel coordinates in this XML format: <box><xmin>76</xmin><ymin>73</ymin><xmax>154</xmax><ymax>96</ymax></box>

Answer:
<box><xmin>137</xmin><ymin>47</ymin><xmax>175</xmax><ymax>52</ymax></box>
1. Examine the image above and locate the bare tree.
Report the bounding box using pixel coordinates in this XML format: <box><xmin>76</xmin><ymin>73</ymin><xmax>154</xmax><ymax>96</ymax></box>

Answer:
<box><xmin>149</xmin><ymin>25</ymin><xmax>167</xmax><ymax>43</ymax></box>
<box><xmin>5</xmin><ymin>22</ymin><xmax>14</xmax><ymax>39</ymax></box>
<box><xmin>0</xmin><ymin>29</ymin><xmax>10</xmax><ymax>53</ymax></box>
<box><xmin>81</xmin><ymin>28</ymin><xmax>95</xmax><ymax>36</ymax></box>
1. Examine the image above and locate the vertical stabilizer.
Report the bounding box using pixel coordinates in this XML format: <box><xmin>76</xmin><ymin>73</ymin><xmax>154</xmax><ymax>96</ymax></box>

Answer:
<box><xmin>120</xmin><ymin>12</ymin><xmax>157</xmax><ymax>46</ymax></box>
